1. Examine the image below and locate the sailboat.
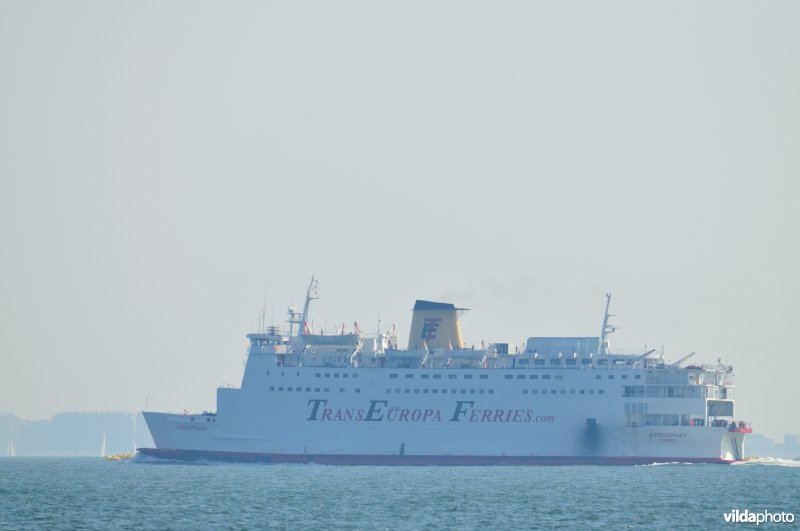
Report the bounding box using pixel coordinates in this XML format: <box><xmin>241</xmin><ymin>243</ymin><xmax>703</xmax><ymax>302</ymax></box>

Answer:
<box><xmin>6</xmin><ymin>440</ymin><xmax>15</xmax><ymax>457</ymax></box>
<box><xmin>100</xmin><ymin>433</ymin><xmax>106</xmax><ymax>458</ymax></box>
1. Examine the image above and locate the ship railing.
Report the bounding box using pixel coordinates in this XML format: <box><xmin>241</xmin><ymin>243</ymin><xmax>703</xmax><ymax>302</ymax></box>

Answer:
<box><xmin>608</xmin><ymin>348</ymin><xmax>665</xmax><ymax>357</ymax></box>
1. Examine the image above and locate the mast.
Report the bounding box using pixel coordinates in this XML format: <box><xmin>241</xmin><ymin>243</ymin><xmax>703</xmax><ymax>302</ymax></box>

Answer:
<box><xmin>300</xmin><ymin>277</ymin><xmax>319</xmax><ymax>329</ymax></box>
<box><xmin>288</xmin><ymin>276</ymin><xmax>318</xmax><ymax>338</ymax></box>
<box><xmin>600</xmin><ymin>293</ymin><xmax>617</xmax><ymax>355</ymax></box>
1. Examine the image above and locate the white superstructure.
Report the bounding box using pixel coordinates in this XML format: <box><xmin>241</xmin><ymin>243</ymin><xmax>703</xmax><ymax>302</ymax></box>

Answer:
<box><xmin>141</xmin><ymin>280</ymin><xmax>751</xmax><ymax>465</ymax></box>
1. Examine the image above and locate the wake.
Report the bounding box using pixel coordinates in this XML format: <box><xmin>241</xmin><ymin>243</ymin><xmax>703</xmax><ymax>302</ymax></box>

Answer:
<box><xmin>733</xmin><ymin>457</ymin><xmax>800</xmax><ymax>467</ymax></box>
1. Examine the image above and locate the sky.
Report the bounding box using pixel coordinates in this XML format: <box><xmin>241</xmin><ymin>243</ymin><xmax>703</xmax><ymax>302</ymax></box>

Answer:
<box><xmin>1</xmin><ymin>1</ymin><xmax>798</xmax><ymax>440</ymax></box>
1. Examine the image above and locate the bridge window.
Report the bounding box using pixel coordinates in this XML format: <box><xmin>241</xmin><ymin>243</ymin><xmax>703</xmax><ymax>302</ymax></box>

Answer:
<box><xmin>433</xmin><ymin>374</ymin><xmax>442</xmax><ymax>379</ymax></box>
<box><xmin>390</xmin><ymin>374</ymin><xmax>398</xmax><ymax>379</ymax></box>
<box><xmin>505</xmin><ymin>375</ymin><xmax>513</xmax><ymax>380</ymax></box>
<box><xmin>517</xmin><ymin>375</ymin><xmax>525</xmax><ymax>380</ymax></box>
<box><xmin>405</xmin><ymin>374</ymin><xmax>414</xmax><ymax>379</ymax></box>
<box><xmin>623</xmin><ymin>386</ymin><xmax>645</xmax><ymax>397</ymax></box>
<box><xmin>464</xmin><ymin>374</ymin><xmax>473</xmax><ymax>379</ymax></box>
<box><xmin>480</xmin><ymin>375</ymin><xmax>488</xmax><ymax>380</ymax></box>
<box><xmin>421</xmin><ymin>374</ymin><xmax>429</xmax><ymax>379</ymax></box>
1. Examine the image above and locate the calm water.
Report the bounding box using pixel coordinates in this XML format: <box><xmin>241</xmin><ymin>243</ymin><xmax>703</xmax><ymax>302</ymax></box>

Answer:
<box><xmin>0</xmin><ymin>457</ymin><xmax>798</xmax><ymax>530</ymax></box>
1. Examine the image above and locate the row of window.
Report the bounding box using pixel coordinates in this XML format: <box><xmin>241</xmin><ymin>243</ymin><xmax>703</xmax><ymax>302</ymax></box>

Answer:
<box><xmin>522</xmin><ymin>389</ymin><xmax>605</xmax><ymax>395</ymax></box>
<box><xmin>622</xmin><ymin>385</ymin><xmax>705</xmax><ymax>398</ymax></box>
<box><xmin>266</xmin><ymin>385</ymin><xmax>608</xmax><ymax>397</ymax></box>
<box><xmin>385</xmin><ymin>388</ymin><xmax>495</xmax><ymax>395</ymax></box>
<box><xmin>269</xmin><ymin>386</ymin><xmax>362</xmax><ymax>393</ymax></box>
<box><xmin>389</xmin><ymin>373</ymin><xmax>489</xmax><ymax>380</ymax></box>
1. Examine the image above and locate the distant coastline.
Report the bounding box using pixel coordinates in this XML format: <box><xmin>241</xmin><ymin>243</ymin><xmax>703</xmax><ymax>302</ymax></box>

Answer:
<box><xmin>1</xmin><ymin>412</ymin><xmax>153</xmax><ymax>457</ymax></box>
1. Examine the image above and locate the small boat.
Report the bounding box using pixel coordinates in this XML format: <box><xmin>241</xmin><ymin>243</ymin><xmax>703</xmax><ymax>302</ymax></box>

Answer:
<box><xmin>105</xmin><ymin>451</ymin><xmax>135</xmax><ymax>461</ymax></box>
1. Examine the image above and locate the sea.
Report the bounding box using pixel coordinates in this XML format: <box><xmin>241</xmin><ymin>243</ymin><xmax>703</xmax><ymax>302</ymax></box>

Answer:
<box><xmin>0</xmin><ymin>457</ymin><xmax>798</xmax><ymax>530</ymax></box>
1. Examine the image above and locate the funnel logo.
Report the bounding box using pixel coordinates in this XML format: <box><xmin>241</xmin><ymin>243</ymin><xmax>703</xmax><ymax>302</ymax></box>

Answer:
<box><xmin>421</xmin><ymin>318</ymin><xmax>441</xmax><ymax>340</ymax></box>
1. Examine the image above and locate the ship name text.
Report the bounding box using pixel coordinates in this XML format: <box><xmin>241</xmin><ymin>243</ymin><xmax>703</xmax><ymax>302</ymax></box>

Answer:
<box><xmin>306</xmin><ymin>399</ymin><xmax>555</xmax><ymax>424</ymax></box>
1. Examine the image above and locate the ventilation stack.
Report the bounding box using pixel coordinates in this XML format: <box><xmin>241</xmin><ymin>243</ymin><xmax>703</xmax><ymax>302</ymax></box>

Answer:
<box><xmin>407</xmin><ymin>300</ymin><xmax>466</xmax><ymax>351</ymax></box>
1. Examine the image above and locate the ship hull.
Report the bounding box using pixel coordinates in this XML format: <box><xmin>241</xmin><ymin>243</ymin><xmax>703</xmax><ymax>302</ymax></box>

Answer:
<box><xmin>141</xmin><ymin>362</ymin><xmax>748</xmax><ymax>464</ymax></box>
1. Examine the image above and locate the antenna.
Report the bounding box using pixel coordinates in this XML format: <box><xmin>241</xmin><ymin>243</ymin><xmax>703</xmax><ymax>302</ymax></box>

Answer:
<box><xmin>260</xmin><ymin>288</ymin><xmax>267</xmax><ymax>332</ymax></box>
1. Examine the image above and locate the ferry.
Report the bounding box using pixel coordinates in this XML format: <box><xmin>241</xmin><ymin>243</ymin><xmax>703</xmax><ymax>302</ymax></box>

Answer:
<box><xmin>140</xmin><ymin>278</ymin><xmax>751</xmax><ymax>465</ymax></box>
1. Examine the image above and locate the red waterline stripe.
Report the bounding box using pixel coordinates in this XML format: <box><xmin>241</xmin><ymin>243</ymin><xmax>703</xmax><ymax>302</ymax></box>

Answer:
<box><xmin>137</xmin><ymin>448</ymin><xmax>735</xmax><ymax>466</ymax></box>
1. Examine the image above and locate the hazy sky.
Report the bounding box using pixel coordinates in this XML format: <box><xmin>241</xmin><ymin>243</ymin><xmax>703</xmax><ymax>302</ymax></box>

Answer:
<box><xmin>1</xmin><ymin>1</ymin><xmax>798</xmax><ymax>440</ymax></box>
